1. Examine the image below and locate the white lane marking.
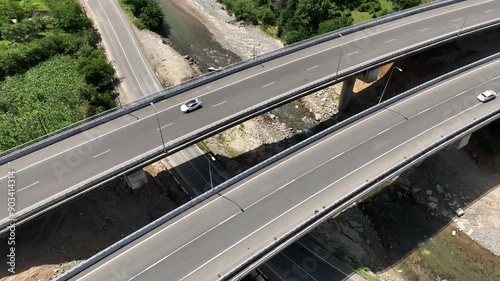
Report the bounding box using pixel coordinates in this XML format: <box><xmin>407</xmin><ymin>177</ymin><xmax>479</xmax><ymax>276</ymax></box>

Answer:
<box><xmin>420</xmin><ymin>28</ymin><xmax>430</xmax><ymax>32</ymax></box>
<box><xmin>157</xmin><ymin>123</ymin><xmax>173</xmax><ymax>130</ymax></box>
<box><xmin>180</xmin><ymin>103</ymin><xmax>483</xmax><ymax>281</ymax></box>
<box><xmin>279</xmin><ymin>252</ymin><xmax>319</xmax><ymax>281</ymax></box>
<box><xmin>484</xmin><ymin>9</ymin><xmax>492</xmax><ymax>13</ymax></box>
<box><xmin>18</xmin><ymin>181</ymin><xmax>40</xmax><ymax>192</ymax></box>
<box><xmin>180</xmin><ymin>151</ymin><xmax>210</xmax><ymax>187</ymax></box>
<box><xmin>262</xmin><ymin>82</ymin><xmax>275</xmax><ymax>88</ymax></box>
<box><xmin>385</xmin><ymin>39</ymin><xmax>396</xmax><ymax>43</ymax></box>
<box><xmin>296</xmin><ymin>241</ymin><xmax>357</xmax><ymax>280</ymax></box>
<box><xmin>126</xmin><ymin>211</ymin><xmax>241</xmax><ymax>281</ymax></box>
<box><xmin>108</xmin><ymin>0</ymin><xmax>160</xmax><ymax>92</ymax></box>
<box><xmin>96</xmin><ymin>0</ymin><xmax>147</xmax><ymax>95</ymax></box>
<box><xmin>347</xmin><ymin>51</ymin><xmax>359</xmax><ymax>56</ymax></box>
<box><xmin>262</xmin><ymin>263</ymin><xmax>285</xmax><ymax>281</ymax></box>
<box><xmin>2</xmin><ymin>0</ymin><xmax>483</xmax><ymax>180</ymax></box>
<box><xmin>75</xmin><ymin>58</ymin><xmax>499</xmax><ymax>280</ymax></box>
<box><xmin>92</xmin><ymin>149</ymin><xmax>111</xmax><ymax>159</ymax></box>
<box><xmin>212</xmin><ymin>101</ymin><xmax>227</xmax><ymax>108</ymax></box>
<box><xmin>452</xmin><ymin>18</ymin><xmax>463</xmax><ymax>22</ymax></box>
<box><xmin>307</xmin><ymin>65</ymin><xmax>319</xmax><ymax>71</ymax></box>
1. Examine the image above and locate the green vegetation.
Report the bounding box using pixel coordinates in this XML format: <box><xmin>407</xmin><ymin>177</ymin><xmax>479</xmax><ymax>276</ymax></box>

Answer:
<box><xmin>0</xmin><ymin>0</ymin><xmax>116</xmax><ymax>151</ymax></box>
<box><xmin>356</xmin><ymin>267</ymin><xmax>382</xmax><ymax>281</ymax></box>
<box><xmin>0</xmin><ymin>56</ymin><xmax>87</xmax><ymax>150</ymax></box>
<box><xmin>217</xmin><ymin>0</ymin><xmax>423</xmax><ymax>44</ymax></box>
<box><xmin>121</xmin><ymin>0</ymin><xmax>163</xmax><ymax>31</ymax></box>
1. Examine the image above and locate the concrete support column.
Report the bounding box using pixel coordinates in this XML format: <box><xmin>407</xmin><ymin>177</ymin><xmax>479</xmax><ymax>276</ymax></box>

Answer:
<box><xmin>338</xmin><ymin>77</ymin><xmax>356</xmax><ymax>111</ymax></box>
<box><xmin>453</xmin><ymin>133</ymin><xmax>472</xmax><ymax>150</ymax></box>
<box><xmin>360</xmin><ymin>68</ymin><xmax>380</xmax><ymax>83</ymax></box>
<box><xmin>125</xmin><ymin>169</ymin><xmax>148</xmax><ymax>190</ymax></box>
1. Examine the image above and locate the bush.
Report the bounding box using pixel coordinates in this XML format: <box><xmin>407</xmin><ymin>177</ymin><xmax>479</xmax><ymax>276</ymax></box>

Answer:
<box><xmin>139</xmin><ymin>2</ymin><xmax>163</xmax><ymax>30</ymax></box>
<box><xmin>124</xmin><ymin>0</ymin><xmax>164</xmax><ymax>31</ymax></box>
<box><xmin>393</xmin><ymin>0</ymin><xmax>421</xmax><ymax>11</ymax></box>
<box><xmin>47</xmin><ymin>0</ymin><xmax>92</xmax><ymax>32</ymax></box>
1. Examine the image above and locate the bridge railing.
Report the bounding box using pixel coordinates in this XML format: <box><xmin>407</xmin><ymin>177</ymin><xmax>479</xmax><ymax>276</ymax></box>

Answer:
<box><xmin>0</xmin><ymin>0</ymin><xmax>462</xmax><ymax>164</ymax></box>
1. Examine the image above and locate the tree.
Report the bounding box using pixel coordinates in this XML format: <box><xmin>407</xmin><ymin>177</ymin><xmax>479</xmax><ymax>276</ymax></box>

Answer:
<box><xmin>257</xmin><ymin>6</ymin><xmax>276</xmax><ymax>26</ymax></box>
<box><xmin>393</xmin><ymin>0</ymin><xmax>421</xmax><ymax>11</ymax></box>
<box><xmin>139</xmin><ymin>2</ymin><xmax>163</xmax><ymax>30</ymax></box>
<box><xmin>49</xmin><ymin>0</ymin><xmax>91</xmax><ymax>32</ymax></box>
<box><xmin>77</xmin><ymin>46</ymin><xmax>115</xmax><ymax>90</ymax></box>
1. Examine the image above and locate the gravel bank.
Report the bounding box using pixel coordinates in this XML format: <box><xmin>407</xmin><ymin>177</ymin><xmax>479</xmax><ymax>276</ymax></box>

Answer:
<box><xmin>179</xmin><ymin>0</ymin><xmax>283</xmax><ymax>59</ymax></box>
<box><xmin>134</xmin><ymin>29</ymin><xmax>200</xmax><ymax>87</ymax></box>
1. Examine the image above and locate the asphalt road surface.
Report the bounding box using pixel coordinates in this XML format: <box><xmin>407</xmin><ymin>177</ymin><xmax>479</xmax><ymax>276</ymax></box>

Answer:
<box><xmin>83</xmin><ymin>0</ymin><xmax>159</xmax><ymax>100</ymax></box>
<box><xmin>65</xmin><ymin>46</ymin><xmax>500</xmax><ymax>281</ymax></box>
<box><xmin>0</xmin><ymin>0</ymin><xmax>498</xmax><ymax>229</ymax></box>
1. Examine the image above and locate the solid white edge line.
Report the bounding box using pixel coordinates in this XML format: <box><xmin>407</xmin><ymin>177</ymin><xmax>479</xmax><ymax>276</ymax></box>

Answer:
<box><xmin>96</xmin><ymin>0</ymin><xmax>147</xmax><ymax>95</ymax></box>
<box><xmin>109</xmin><ymin>0</ymin><xmax>161</xmax><ymax>92</ymax></box>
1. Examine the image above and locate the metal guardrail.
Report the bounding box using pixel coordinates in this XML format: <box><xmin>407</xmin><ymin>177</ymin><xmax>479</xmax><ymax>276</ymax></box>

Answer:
<box><xmin>56</xmin><ymin>47</ymin><xmax>500</xmax><ymax>281</ymax></box>
<box><xmin>0</xmin><ymin>0</ymin><xmax>463</xmax><ymax>164</ymax></box>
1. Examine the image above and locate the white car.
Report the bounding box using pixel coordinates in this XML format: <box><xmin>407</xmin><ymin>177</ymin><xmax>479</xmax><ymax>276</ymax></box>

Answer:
<box><xmin>180</xmin><ymin>98</ymin><xmax>202</xmax><ymax>112</ymax></box>
<box><xmin>477</xmin><ymin>90</ymin><xmax>496</xmax><ymax>103</ymax></box>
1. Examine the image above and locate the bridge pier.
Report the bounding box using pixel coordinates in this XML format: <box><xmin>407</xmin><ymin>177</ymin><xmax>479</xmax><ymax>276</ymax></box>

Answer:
<box><xmin>452</xmin><ymin>133</ymin><xmax>471</xmax><ymax>150</ymax></box>
<box><xmin>338</xmin><ymin>77</ymin><xmax>356</xmax><ymax>111</ymax></box>
<box><xmin>125</xmin><ymin>169</ymin><xmax>148</xmax><ymax>190</ymax></box>
<box><xmin>338</xmin><ymin>68</ymin><xmax>380</xmax><ymax>111</ymax></box>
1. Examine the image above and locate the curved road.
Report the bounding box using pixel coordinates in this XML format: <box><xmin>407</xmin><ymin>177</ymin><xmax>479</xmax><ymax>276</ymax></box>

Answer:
<box><xmin>0</xmin><ymin>0</ymin><xmax>498</xmax><ymax>230</ymax></box>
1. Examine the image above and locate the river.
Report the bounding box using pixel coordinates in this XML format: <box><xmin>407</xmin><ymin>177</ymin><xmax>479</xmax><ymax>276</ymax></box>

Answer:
<box><xmin>157</xmin><ymin>0</ymin><xmax>240</xmax><ymax>72</ymax></box>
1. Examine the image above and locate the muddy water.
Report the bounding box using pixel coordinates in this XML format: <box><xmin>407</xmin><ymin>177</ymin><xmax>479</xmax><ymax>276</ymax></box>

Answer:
<box><xmin>157</xmin><ymin>0</ymin><xmax>240</xmax><ymax>71</ymax></box>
